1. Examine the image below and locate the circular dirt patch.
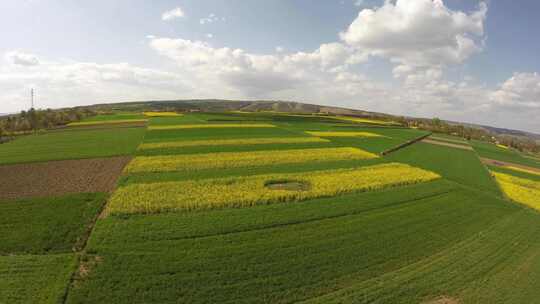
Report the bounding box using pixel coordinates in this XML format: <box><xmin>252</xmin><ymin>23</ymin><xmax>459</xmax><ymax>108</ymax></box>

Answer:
<box><xmin>264</xmin><ymin>180</ymin><xmax>311</xmax><ymax>191</ymax></box>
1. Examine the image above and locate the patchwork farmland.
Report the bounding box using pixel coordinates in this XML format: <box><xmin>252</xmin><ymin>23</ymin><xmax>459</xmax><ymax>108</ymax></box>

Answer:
<box><xmin>1</xmin><ymin>110</ymin><xmax>540</xmax><ymax>304</ymax></box>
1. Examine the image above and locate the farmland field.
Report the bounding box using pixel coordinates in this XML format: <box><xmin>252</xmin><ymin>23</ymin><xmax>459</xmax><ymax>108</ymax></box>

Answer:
<box><xmin>107</xmin><ymin>163</ymin><xmax>439</xmax><ymax>214</ymax></box>
<box><xmin>0</xmin><ymin>127</ymin><xmax>145</xmax><ymax>164</ymax></box>
<box><xmin>385</xmin><ymin>142</ymin><xmax>501</xmax><ymax>195</ymax></box>
<box><xmin>0</xmin><ymin>157</ymin><xmax>130</xmax><ymax>200</ymax></box>
<box><xmin>471</xmin><ymin>140</ymin><xmax>540</xmax><ymax>169</ymax></box>
<box><xmin>0</xmin><ymin>193</ymin><xmax>107</xmax><ymax>254</ymax></box>
<box><xmin>2</xmin><ymin>110</ymin><xmax>540</xmax><ymax>304</ymax></box>
<box><xmin>0</xmin><ymin>254</ymin><xmax>76</xmax><ymax>304</ymax></box>
<box><xmin>125</xmin><ymin>147</ymin><xmax>378</xmax><ymax>173</ymax></box>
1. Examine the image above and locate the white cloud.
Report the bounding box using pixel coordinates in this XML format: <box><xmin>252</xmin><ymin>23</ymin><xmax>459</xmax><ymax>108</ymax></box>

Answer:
<box><xmin>148</xmin><ymin>38</ymin><xmax>361</xmax><ymax>95</ymax></box>
<box><xmin>275</xmin><ymin>46</ymin><xmax>285</xmax><ymax>53</ymax></box>
<box><xmin>162</xmin><ymin>7</ymin><xmax>185</xmax><ymax>21</ymax></box>
<box><xmin>341</xmin><ymin>0</ymin><xmax>487</xmax><ymax>74</ymax></box>
<box><xmin>200</xmin><ymin>13</ymin><xmax>219</xmax><ymax>25</ymax></box>
<box><xmin>5</xmin><ymin>51</ymin><xmax>40</xmax><ymax>66</ymax></box>
<box><xmin>491</xmin><ymin>73</ymin><xmax>540</xmax><ymax>109</ymax></box>
<box><xmin>206</xmin><ymin>33</ymin><xmax>213</xmax><ymax>39</ymax></box>
<box><xmin>0</xmin><ymin>54</ymin><xmax>188</xmax><ymax>112</ymax></box>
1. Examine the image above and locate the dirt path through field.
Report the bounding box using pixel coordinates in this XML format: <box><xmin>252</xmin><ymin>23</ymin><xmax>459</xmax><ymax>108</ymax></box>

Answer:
<box><xmin>480</xmin><ymin>157</ymin><xmax>540</xmax><ymax>173</ymax></box>
<box><xmin>0</xmin><ymin>156</ymin><xmax>131</xmax><ymax>201</ymax></box>
<box><xmin>422</xmin><ymin>139</ymin><xmax>473</xmax><ymax>151</ymax></box>
<box><xmin>430</xmin><ymin>136</ymin><xmax>467</xmax><ymax>145</ymax></box>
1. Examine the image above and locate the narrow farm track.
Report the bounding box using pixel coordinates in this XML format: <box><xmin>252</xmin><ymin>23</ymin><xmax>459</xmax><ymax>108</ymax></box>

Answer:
<box><xmin>422</xmin><ymin>138</ymin><xmax>473</xmax><ymax>150</ymax></box>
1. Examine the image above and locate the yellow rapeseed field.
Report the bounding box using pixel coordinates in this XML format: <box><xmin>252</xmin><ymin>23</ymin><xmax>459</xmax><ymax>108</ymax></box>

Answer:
<box><xmin>492</xmin><ymin>172</ymin><xmax>540</xmax><ymax>210</ymax></box>
<box><xmin>107</xmin><ymin>163</ymin><xmax>440</xmax><ymax>215</ymax></box>
<box><xmin>67</xmin><ymin>119</ymin><xmax>148</xmax><ymax>126</ymax></box>
<box><xmin>148</xmin><ymin>123</ymin><xmax>276</xmax><ymax>130</ymax></box>
<box><xmin>126</xmin><ymin>147</ymin><xmax>378</xmax><ymax>173</ymax></box>
<box><xmin>306</xmin><ymin>131</ymin><xmax>384</xmax><ymax>138</ymax></box>
<box><xmin>143</xmin><ymin>112</ymin><xmax>183</xmax><ymax>117</ymax></box>
<box><xmin>332</xmin><ymin>116</ymin><xmax>398</xmax><ymax>125</ymax></box>
<box><xmin>496</xmin><ymin>144</ymin><xmax>509</xmax><ymax>149</ymax></box>
<box><xmin>138</xmin><ymin>137</ymin><xmax>329</xmax><ymax>150</ymax></box>
<box><xmin>504</xmin><ymin>166</ymin><xmax>540</xmax><ymax>176</ymax></box>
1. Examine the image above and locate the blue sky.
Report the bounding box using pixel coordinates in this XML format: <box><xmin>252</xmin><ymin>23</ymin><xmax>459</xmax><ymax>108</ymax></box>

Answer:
<box><xmin>1</xmin><ymin>0</ymin><xmax>539</xmax><ymax>132</ymax></box>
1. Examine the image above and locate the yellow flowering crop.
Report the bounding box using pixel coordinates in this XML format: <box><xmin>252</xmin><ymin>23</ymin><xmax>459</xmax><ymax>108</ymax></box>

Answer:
<box><xmin>504</xmin><ymin>166</ymin><xmax>540</xmax><ymax>176</ymax></box>
<box><xmin>143</xmin><ymin>112</ymin><xmax>183</xmax><ymax>117</ymax></box>
<box><xmin>125</xmin><ymin>147</ymin><xmax>378</xmax><ymax>173</ymax></box>
<box><xmin>496</xmin><ymin>144</ymin><xmax>509</xmax><ymax>149</ymax></box>
<box><xmin>148</xmin><ymin>123</ymin><xmax>276</xmax><ymax>130</ymax></box>
<box><xmin>306</xmin><ymin>131</ymin><xmax>385</xmax><ymax>138</ymax></box>
<box><xmin>138</xmin><ymin>137</ymin><xmax>329</xmax><ymax>150</ymax></box>
<box><xmin>107</xmin><ymin>163</ymin><xmax>440</xmax><ymax>215</ymax></box>
<box><xmin>331</xmin><ymin>116</ymin><xmax>398</xmax><ymax>125</ymax></box>
<box><xmin>492</xmin><ymin>172</ymin><xmax>540</xmax><ymax>210</ymax></box>
<box><xmin>67</xmin><ymin>119</ymin><xmax>148</xmax><ymax>126</ymax></box>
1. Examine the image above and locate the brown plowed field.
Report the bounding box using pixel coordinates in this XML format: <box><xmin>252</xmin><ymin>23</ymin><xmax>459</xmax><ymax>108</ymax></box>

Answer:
<box><xmin>0</xmin><ymin>156</ymin><xmax>131</xmax><ymax>201</ymax></box>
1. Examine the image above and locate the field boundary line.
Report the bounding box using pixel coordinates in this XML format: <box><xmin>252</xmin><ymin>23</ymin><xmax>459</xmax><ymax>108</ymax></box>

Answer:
<box><xmin>380</xmin><ymin>132</ymin><xmax>432</xmax><ymax>156</ymax></box>
<box><xmin>60</xmin><ymin>151</ymin><xmax>142</xmax><ymax>303</ymax></box>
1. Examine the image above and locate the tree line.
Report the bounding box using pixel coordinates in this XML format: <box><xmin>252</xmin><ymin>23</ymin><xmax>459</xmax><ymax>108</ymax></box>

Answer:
<box><xmin>0</xmin><ymin>108</ymin><xmax>95</xmax><ymax>141</ymax></box>
<box><xmin>405</xmin><ymin>117</ymin><xmax>540</xmax><ymax>154</ymax></box>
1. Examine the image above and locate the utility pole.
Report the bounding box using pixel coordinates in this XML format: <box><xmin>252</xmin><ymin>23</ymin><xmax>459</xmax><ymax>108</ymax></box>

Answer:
<box><xmin>30</xmin><ymin>88</ymin><xmax>34</xmax><ymax>109</ymax></box>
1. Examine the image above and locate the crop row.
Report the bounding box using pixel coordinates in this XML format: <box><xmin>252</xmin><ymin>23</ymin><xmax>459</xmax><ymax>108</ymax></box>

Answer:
<box><xmin>493</xmin><ymin>171</ymin><xmax>540</xmax><ymax>210</ymax></box>
<box><xmin>148</xmin><ymin>123</ymin><xmax>276</xmax><ymax>130</ymax></box>
<box><xmin>138</xmin><ymin>137</ymin><xmax>329</xmax><ymax>150</ymax></box>
<box><xmin>107</xmin><ymin>163</ymin><xmax>440</xmax><ymax>214</ymax></box>
<box><xmin>125</xmin><ymin>147</ymin><xmax>378</xmax><ymax>173</ymax></box>
<box><xmin>143</xmin><ymin>112</ymin><xmax>183</xmax><ymax>117</ymax></box>
<box><xmin>306</xmin><ymin>131</ymin><xmax>384</xmax><ymax>137</ymax></box>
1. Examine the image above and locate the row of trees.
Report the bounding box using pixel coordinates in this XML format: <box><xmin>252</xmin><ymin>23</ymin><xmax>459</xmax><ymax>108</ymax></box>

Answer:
<box><xmin>408</xmin><ymin>117</ymin><xmax>540</xmax><ymax>154</ymax></box>
<box><xmin>0</xmin><ymin>108</ymin><xmax>95</xmax><ymax>140</ymax></box>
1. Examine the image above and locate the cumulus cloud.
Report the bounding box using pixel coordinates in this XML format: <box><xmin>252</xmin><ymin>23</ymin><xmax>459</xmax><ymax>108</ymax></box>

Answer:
<box><xmin>148</xmin><ymin>37</ymin><xmax>363</xmax><ymax>96</ymax></box>
<box><xmin>491</xmin><ymin>73</ymin><xmax>540</xmax><ymax>109</ymax></box>
<box><xmin>341</xmin><ymin>0</ymin><xmax>487</xmax><ymax>75</ymax></box>
<box><xmin>162</xmin><ymin>7</ymin><xmax>185</xmax><ymax>21</ymax></box>
<box><xmin>5</xmin><ymin>51</ymin><xmax>40</xmax><ymax>66</ymax></box>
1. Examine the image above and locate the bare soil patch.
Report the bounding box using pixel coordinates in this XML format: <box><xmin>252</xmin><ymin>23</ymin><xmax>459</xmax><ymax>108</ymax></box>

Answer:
<box><xmin>422</xmin><ymin>139</ymin><xmax>473</xmax><ymax>151</ymax></box>
<box><xmin>481</xmin><ymin>157</ymin><xmax>540</xmax><ymax>173</ymax></box>
<box><xmin>265</xmin><ymin>180</ymin><xmax>311</xmax><ymax>191</ymax></box>
<box><xmin>0</xmin><ymin>156</ymin><xmax>131</xmax><ymax>200</ymax></box>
